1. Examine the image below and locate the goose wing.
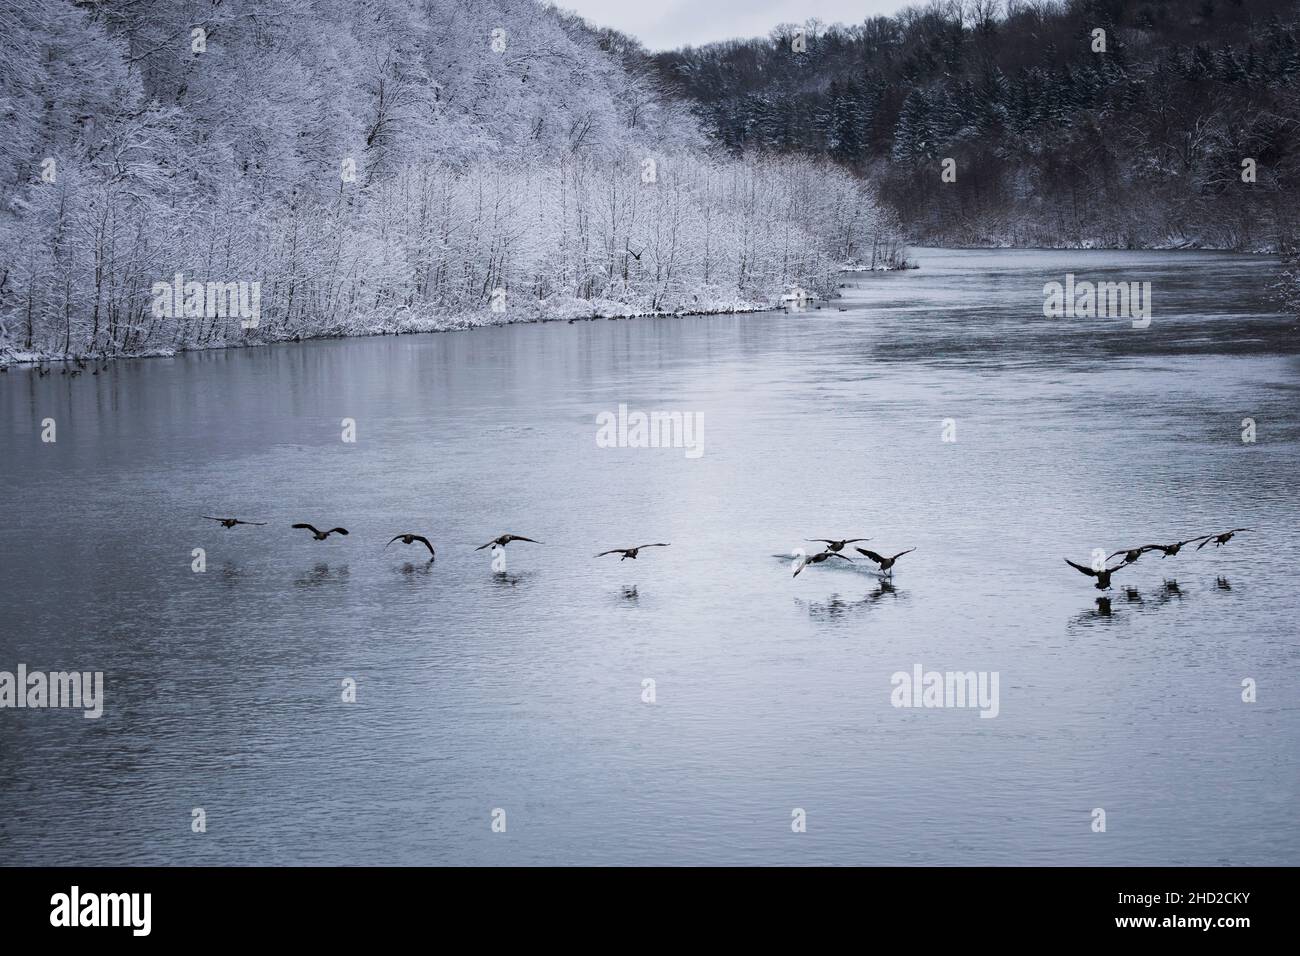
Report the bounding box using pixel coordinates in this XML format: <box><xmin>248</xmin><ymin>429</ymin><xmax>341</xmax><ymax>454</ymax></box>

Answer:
<box><xmin>595</xmin><ymin>549</ymin><xmax>626</xmax><ymax>558</ymax></box>
<box><xmin>636</xmin><ymin>543</ymin><xmax>670</xmax><ymax>549</ymax></box>
<box><xmin>855</xmin><ymin>548</ymin><xmax>886</xmax><ymax>564</ymax></box>
<box><xmin>891</xmin><ymin>548</ymin><xmax>916</xmax><ymax>560</ymax></box>
<box><xmin>1064</xmin><ymin>558</ymin><xmax>1099</xmax><ymax>578</ymax></box>
<box><xmin>292</xmin><ymin>523</ymin><xmax>321</xmax><ymax>534</ymax></box>
<box><xmin>327</xmin><ymin>528</ymin><xmax>349</xmax><ymax>536</ymax></box>
<box><xmin>410</xmin><ymin>535</ymin><xmax>434</xmax><ymax>556</ymax></box>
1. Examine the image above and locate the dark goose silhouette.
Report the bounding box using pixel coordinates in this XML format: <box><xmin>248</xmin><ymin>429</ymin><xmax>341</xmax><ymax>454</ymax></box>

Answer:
<box><xmin>387</xmin><ymin>533</ymin><xmax>435</xmax><ymax>559</ymax></box>
<box><xmin>1110</xmin><ymin>537</ymin><xmax>1198</xmax><ymax>562</ymax></box>
<box><xmin>1195</xmin><ymin>528</ymin><xmax>1254</xmax><ymax>550</ymax></box>
<box><xmin>1064</xmin><ymin>557</ymin><xmax>1129</xmax><ymax>590</ymax></box>
<box><xmin>806</xmin><ymin>537</ymin><xmax>869</xmax><ymax>553</ymax></box>
<box><xmin>794</xmin><ymin>550</ymin><xmax>852</xmax><ymax>577</ymax></box>
<box><xmin>1107</xmin><ymin>545</ymin><xmax>1153</xmax><ymax>565</ymax></box>
<box><xmin>476</xmin><ymin>534</ymin><xmax>542</xmax><ymax>550</ymax></box>
<box><xmin>854</xmin><ymin>547</ymin><xmax>915</xmax><ymax>575</ymax></box>
<box><xmin>204</xmin><ymin>516</ymin><xmax>267</xmax><ymax>528</ymax></box>
<box><xmin>595</xmin><ymin>543</ymin><xmax>669</xmax><ymax>561</ymax></box>
<box><xmin>292</xmin><ymin>523</ymin><xmax>349</xmax><ymax>540</ymax></box>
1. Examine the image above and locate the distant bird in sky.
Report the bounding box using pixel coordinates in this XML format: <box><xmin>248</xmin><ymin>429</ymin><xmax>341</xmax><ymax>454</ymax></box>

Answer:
<box><xmin>854</xmin><ymin>547</ymin><xmax>916</xmax><ymax>575</ymax></box>
<box><xmin>476</xmin><ymin>534</ymin><xmax>541</xmax><ymax>550</ymax></box>
<box><xmin>1195</xmin><ymin>528</ymin><xmax>1254</xmax><ymax>550</ymax></box>
<box><xmin>806</xmin><ymin>537</ymin><xmax>869</xmax><ymax>553</ymax></box>
<box><xmin>794</xmin><ymin>550</ymin><xmax>852</xmax><ymax>577</ymax></box>
<box><xmin>292</xmin><ymin>523</ymin><xmax>349</xmax><ymax>540</ymax></box>
<box><xmin>1064</xmin><ymin>557</ymin><xmax>1128</xmax><ymax>590</ymax></box>
<box><xmin>203</xmin><ymin>516</ymin><xmax>267</xmax><ymax>528</ymax></box>
<box><xmin>387</xmin><ymin>533</ymin><xmax>435</xmax><ymax>559</ymax></box>
<box><xmin>595</xmin><ymin>543</ymin><xmax>669</xmax><ymax>561</ymax></box>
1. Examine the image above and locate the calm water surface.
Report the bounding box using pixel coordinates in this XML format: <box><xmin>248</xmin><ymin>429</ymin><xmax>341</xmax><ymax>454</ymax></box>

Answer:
<box><xmin>2</xmin><ymin>248</ymin><xmax>1298</xmax><ymax>865</ymax></box>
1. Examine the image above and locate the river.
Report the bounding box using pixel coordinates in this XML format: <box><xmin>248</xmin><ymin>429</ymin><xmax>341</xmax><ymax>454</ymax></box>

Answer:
<box><xmin>2</xmin><ymin>248</ymin><xmax>1297</xmax><ymax>865</ymax></box>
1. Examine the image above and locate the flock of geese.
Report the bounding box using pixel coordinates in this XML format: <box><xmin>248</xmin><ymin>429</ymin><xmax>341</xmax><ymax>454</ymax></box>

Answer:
<box><xmin>203</xmin><ymin>518</ymin><xmax>920</xmax><ymax>576</ymax></box>
<box><xmin>205</xmin><ymin>518</ymin><xmax>645</xmax><ymax>564</ymax></box>
<box><xmin>1064</xmin><ymin>529</ymin><xmax>1253</xmax><ymax>590</ymax></box>
<box><xmin>204</xmin><ymin>516</ymin><xmax>1252</xmax><ymax>589</ymax></box>
<box><xmin>793</xmin><ymin>539</ymin><xmax>916</xmax><ymax>578</ymax></box>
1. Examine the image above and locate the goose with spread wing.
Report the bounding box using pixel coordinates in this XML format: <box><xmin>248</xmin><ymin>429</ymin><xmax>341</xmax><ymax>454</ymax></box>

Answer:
<box><xmin>204</xmin><ymin>516</ymin><xmax>267</xmax><ymax>529</ymax></box>
<box><xmin>854</xmin><ymin>547</ymin><xmax>916</xmax><ymax>575</ymax></box>
<box><xmin>794</xmin><ymin>550</ymin><xmax>853</xmax><ymax>578</ymax></box>
<box><xmin>1195</xmin><ymin>528</ymin><xmax>1254</xmax><ymax>550</ymax></box>
<box><xmin>292</xmin><ymin>523</ymin><xmax>349</xmax><ymax>540</ymax></box>
<box><xmin>806</xmin><ymin>537</ymin><xmax>869</xmax><ymax>553</ymax></box>
<box><xmin>1064</xmin><ymin>557</ymin><xmax>1129</xmax><ymax>591</ymax></box>
<box><xmin>476</xmin><ymin>534</ymin><xmax>542</xmax><ymax>550</ymax></box>
<box><xmin>387</xmin><ymin>533</ymin><xmax>435</xmax><ymax>560</ymax></box>
<box><xmin>595</xmin><ymin>543</ymin><xmax>669</xmax><ymax>561</ymax></box>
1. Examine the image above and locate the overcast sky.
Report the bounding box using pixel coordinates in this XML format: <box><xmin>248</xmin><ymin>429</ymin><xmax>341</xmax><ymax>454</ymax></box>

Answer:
<box><xmin>554</xmin><ymin>0</ymin><xmax>909</xmax><ymax>51</ymax></box>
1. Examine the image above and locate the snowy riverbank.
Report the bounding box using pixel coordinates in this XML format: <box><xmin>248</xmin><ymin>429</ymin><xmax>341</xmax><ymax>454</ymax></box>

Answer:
<box><xmin>0</xmin><ymin>295</ymin><xmax>776</xmax><ymax>367</ymax></box>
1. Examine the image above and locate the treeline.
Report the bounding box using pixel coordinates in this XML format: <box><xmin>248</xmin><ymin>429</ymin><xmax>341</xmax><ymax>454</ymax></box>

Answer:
<box><xmin>653</xmin><ymin>0</ymin><xmax>1300</xmax><ymax>249</ymax></box>
<box><xmin>0</xmin><ymin>0</ymin><xmax>896</xmax><ymax>359</ymax></box>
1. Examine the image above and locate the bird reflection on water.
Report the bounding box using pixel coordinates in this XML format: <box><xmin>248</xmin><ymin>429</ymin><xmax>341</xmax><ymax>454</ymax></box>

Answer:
<box><xmin>294</xmin><ymin>563</ymin><xmax>349</xmax><ymax>588</ymax></box>
<box><xmin>1068</xmin><ymin>577</ymin><xmax>1231</xmax><ymax>629</ymax></box>
<box><xmin>398</xmin><ymin>561</ymin><xmax>435</xmax><ymax>578</ymax></box>
<box><xmin>798</xmin><ymin>579</ymin><xmax>904</xmax><ymax>623</ymax></box>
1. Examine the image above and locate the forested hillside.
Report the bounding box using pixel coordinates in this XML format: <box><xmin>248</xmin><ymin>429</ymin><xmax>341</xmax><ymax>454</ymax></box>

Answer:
<box><xmin>0</xmin><ymin>0</ymin><xmax>895</xmax><ymax>359</ymax></box>
<box><xmin>654</xmin><ymin>0</ymin><xmax>1300</xmax><ymax>250</ymax></box>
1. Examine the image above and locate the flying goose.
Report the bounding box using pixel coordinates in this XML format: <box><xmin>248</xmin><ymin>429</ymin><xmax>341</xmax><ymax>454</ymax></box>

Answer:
<box><xmin>1107</xmin><ymin>545</ymin><xmax>1154</xmax><ymax>565</ymax></box>
<box><xmin>387</xmin><ymin>533</ymin><xmax>435</xmax><ymax>559</ymax></box>
<box><xmin>595</xmin><ymin>543</ymin><xmax>669</xmax><ymax>561</ymax></box>
<box><xmin>203</xmin><ymin>516</ymin><xmax>267</xmax><ymax>528</ymax></box>
<box><xmin>1195</xmin><ymin>528</ymin><xmax>1254</xmax><ymax>550</ymax></box>
<box><xmin>806</xmin><ymin>537</ymin><xmax>870</xmax><ymax>553</ymax></box>
<box><xmin>1110</xmin><ymin>538</ymin><xmax>1198</xmax><ymax>562</ymax></box>
<box><xmin>854</xmin><ymin>547</ymin><xmax>916</xmax><ymax>575</ymax></box>
<box><xmin>1064</xmin><ymin>557</ymin><xmax>1128</xmax><ymax>590</ymax></box>
<box><xmin>794</xmin><ymin>550</ymin><xmax>852</xmax><ymax>577</ymax></box>
<box><xmin>476</xmin><ymin>534</ymin><xmax>541</xmax><ymax>550</ymax></box>
<box><xmin>292</xmin><ymin>523</ymin><xmax>349</xmax><ymax>540</ymax></box>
